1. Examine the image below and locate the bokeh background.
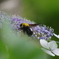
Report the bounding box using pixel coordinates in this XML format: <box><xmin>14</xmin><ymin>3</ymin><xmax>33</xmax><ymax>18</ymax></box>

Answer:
<box><xmin>0</xmin><ymin>0</ymin><xmax>59</xmax><ymax>59</ymax></box>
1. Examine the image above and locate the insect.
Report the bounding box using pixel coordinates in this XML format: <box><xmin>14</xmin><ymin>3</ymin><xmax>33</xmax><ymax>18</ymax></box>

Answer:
<box><xmin>19</xmin><ymin>23</ymin><xmax>40</xmax><ymax>36</ymax></box>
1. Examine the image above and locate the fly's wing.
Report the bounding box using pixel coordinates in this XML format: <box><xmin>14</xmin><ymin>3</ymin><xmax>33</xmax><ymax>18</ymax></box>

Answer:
<box><xmin>41</xmin><ymin>48</ymin><xmax>55</xmax><ymax>56</ymax></box>
<box><xmin>40</xmin><ymin>40</ymin><xmax>49</xmax><ymax>49</ymax></box>
<box><xmin>52</xmin><ymin>49</ymin><xmax>59</xmax><ymax>56</ymax></box>
<box><xmin>48</xmin><ymin>41</ymin><xmax>58</xmax><ymax>51</ymax></box>
<box><xmin>29</xmin><ymin>24</ymin><xmax>42</xmax><ymax>27</ymax></box>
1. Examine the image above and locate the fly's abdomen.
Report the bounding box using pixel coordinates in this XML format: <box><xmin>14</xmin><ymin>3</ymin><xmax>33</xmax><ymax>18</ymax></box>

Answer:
<box><xmin>22</xmin><ymin>26</ymin><xmax>33</xmax><ymax>36</ymax></box>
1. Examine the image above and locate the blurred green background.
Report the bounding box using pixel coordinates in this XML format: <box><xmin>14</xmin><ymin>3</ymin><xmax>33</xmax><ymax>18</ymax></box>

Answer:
<box><xmin>0</xmin><ymin>0</ymin><xmax>59</xmax><ymax>59</ymax></box>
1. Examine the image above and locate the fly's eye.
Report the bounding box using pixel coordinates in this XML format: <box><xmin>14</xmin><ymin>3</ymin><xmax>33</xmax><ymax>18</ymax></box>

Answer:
<box><xmin>20</xmin><ymin>24</ymin><xmax>22</xmax><ymax>27</ymax></box>
<box><xmin>20</xmin><ymin>24</ymin><xmax>23</xmax><ymax>28</ymax></box>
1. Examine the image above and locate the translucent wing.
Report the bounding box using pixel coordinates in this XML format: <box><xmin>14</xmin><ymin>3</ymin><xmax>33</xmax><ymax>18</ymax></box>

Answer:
<box><xmin>41</xmin><ymin>48</ymin><xmax>55</xmax><ymax>56</ymax></box>
<box><xmin>48</xmin><ymin>41</ymin><xmax>57</xmax><ymax>50</ymax></box>
<box><xmin>40</xmin><ymin>40</ymin><xmax>49</xmax><ymax>49</ymax></box>
<box><xmin>52</xmin><ymin>49</ymin><xmax>59</xmax><ymax>56</ymax></box>
<box><xmin>29</xmin><ymin>24</ymin><xmax>40</xmax><ymax>27</ymax></box>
